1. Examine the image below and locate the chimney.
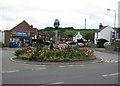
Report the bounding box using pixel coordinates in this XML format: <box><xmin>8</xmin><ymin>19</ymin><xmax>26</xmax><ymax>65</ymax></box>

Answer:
<box><xmin>31</xmin><ymin>25</ymin><xmax>33</xmax><ymax>28</ymax></box>
<box><xmin>99</xmin><ymin>23</ymin><xmax>103</xmax><ymax>29</ymax></box>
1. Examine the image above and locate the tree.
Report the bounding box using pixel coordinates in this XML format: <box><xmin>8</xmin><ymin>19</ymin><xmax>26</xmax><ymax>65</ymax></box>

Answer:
<box><xmin>84</xmin><ymin>33</ymin><xmax>91</xmax><ymax>42</ymax></box>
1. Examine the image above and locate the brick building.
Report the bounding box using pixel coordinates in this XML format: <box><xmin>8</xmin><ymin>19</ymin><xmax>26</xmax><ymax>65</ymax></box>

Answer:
<box><xmin>4</xmin><ymin>20</ymin><xmax>37</xmax><ymax>47</ymax></box>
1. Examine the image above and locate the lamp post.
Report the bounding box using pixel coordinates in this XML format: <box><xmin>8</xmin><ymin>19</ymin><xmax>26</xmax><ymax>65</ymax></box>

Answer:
<box><xmin>107</xmin><ymin>9</ymin><xmax>116</xmax><ymax>27</ymax></box>
<box><xmin>107</xmin><ymin>9</ymin><xmax>116</xmax><ymax>40</ymax></box>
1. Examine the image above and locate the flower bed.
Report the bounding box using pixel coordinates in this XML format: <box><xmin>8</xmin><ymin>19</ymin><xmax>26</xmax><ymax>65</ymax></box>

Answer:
<box><xmin>15</xmin><ymin>45</ymin><xmax>95</xmax><ymax>62</ymax></box>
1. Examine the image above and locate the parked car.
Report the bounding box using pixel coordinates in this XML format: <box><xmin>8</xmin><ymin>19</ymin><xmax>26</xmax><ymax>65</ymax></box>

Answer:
<box><xmin>66</xmin><ymin>41</ymin><xmax>76</xmax><ymax>45</ymax></box>
<box><xmin>104</xmin><ymin>42</ymin><xmax>113</xmax><ymax>47</ymax></box>
<box><xmin>44</xmin><ymin>41</ymin><xmax>50</xmax><ymax>46</ymax></box>
<box><xmin>77</xmin><ymin>42</ymin><xmax>84</xmax><ymax>47</ymax></box>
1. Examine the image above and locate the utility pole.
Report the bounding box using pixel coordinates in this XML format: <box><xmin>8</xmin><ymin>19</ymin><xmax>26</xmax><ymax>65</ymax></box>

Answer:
<box><xmin>85</xmin><ymin>18</ymin><xmax>86</xmax><ymax>29</ymax></box>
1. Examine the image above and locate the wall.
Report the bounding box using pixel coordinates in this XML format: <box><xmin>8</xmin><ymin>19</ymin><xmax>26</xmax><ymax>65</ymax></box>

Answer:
<box><xmin>0</xmin><ymin>30</ymin><xmax>2</xmax><ymax>47</ymax></box>
<box><xmin>100</xmin><ymin>26</ymin><xmax>113</xmax><ymax>41</ymax></box>
<box><xmin>94</xmin><ymin>26</ymin><xmax>113</xmax><ymax>44</ymax></box>
<box><xmin>4</xmin><ymin>31</ymin><xmax>11</xmax><ymax>47</ymax></box>
<box><xmin>118</xmin><ymin>1</ymin><xmax>120</xmax><ymax>27</ymax></box>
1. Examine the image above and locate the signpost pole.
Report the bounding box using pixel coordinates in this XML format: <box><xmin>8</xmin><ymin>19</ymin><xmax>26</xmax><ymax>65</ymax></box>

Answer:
<box><xmin>55</xmin><ymin>29</ymin><xmax>58</xmax><ymax>48</ymax></box>
<box><xmin>53</xmin><ymin>19</ymin><xmax>60</xmax><ymax>49</ymax></box>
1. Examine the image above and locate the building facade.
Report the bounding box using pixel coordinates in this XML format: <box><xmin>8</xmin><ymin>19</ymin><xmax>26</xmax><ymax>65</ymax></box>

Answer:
<box><xmin>94</xmin><ymin>25</ymin><xmax>114</xmax><ymax>44</ymax></box>
<box><xmin>118</xmin><ymin>1</ymin><xmax>120</xmax><ymax>27</ymax></box>
<box><xmin>4</xmin><ymin>20</ymin><xmax>37</xmax><ymax>47</ymax></box>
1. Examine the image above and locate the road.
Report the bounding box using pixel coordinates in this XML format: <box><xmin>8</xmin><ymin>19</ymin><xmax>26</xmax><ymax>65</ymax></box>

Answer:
<box><xmin>1</xmin><ymin>48</ymin><xmax>119</xmax><ymax>85</ymax></box>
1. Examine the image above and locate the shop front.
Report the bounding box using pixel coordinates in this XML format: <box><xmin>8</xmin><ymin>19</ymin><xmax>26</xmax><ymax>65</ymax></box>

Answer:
<box><xmin>4</xmin><ymin>20</ymin><xmax>37</xmax><ymax>47</ymax></box>
<box><xmin>9</xmin><ymin>31</ymin><xmax>32</xmax><ymax>47</ymax></box>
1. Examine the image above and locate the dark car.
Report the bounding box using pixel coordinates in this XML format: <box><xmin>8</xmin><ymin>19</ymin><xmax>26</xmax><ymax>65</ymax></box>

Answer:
<box><xmin>44</xmin><ymin>41</ymin><xmax>50</xmax><ymax>46</ymax></box>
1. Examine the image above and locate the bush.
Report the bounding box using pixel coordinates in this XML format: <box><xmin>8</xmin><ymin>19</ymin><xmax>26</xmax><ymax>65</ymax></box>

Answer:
<box><xmin>14</xmin><ymin>46</ymin><xmax>95</xmax><ymax>62</ymax></box>
<box><xmin>97</xmin><ymin>39</ymin><xmax>108</xmax><ymax>48</ymax></box>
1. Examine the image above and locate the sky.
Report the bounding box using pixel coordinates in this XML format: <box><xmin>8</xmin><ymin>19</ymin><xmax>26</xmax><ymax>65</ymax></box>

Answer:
<box><xmin>0</xmin><ymin>0</ymin><xmax>120</xmax><ymax>30</ymax></box>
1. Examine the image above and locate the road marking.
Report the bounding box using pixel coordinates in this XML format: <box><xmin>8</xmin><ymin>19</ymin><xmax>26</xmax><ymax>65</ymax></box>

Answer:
<box><xmin>73</xmin><ymin>65</ymin><xmax>85</xmax><ymax>67</ymax></box>
<box><xmin>22</xmin><ymin>64</ymin><xmax>46</xmax><ymax>67</ymax></box>
<box><xmin>68</xmin><ymin>65</ymin><xmax>74</xmax><ymax>67</ymax></box>
<box><xmin>31</xmin><ymin>68</ymin><xmax>46</xmax><ymax>71</ymax></box>
<box><xmin>59</xmin><ymin>64</ymin><xmax>85</xmax><ymax>68</ymax></box>
<box><xmin>3</xmin><ymin>70</ymin><xmax>19</xmax><ymax>73</ymax></box>
<box><xmin>59</xmin><ymin>66</ymin><xmax>67</xmax><ymax>68</ymax></box>
<box><xmin>34</xmin><ymin>65</ymin><xmax>46</xmax><ymax>67</ymax></box>
<box><xmin>51</xmin><ymin>82</ymin><xmax>63</xmax><ymax>84</ymax></box>
<box><xmin>102</xmin><ymin>73</ymin><xmax>120</xmax><ymax>77</ymax></box>
<box><xmin>105</xmin><ymin>60</ymin><xmax>110</xmax><ymax>63</ymax></box>
<box><xmin>103</xmin><ymin>59</ymin><xmax>120</xmax><ymax>63</ymax></box>
<box><xmin>110</xmin><ymin>60</ymin><xmax>118</xmax><ymax>63</ymax></box>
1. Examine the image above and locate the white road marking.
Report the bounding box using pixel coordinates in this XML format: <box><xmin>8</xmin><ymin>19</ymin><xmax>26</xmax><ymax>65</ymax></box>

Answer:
<box><xmin>34</xmin><ymin>65</ymin><xmax>46</xmax><ymax>67</ymax></box>
<box><xmin>59</xmin><ymin>66</ymin><xmax>67</xmax><ymax>68</ymax></box>
<box><xmin>31</xmin><ymin>68</ymin><xmax>46</xmax><ymax>71</ymax></box>
<box><xmin>103</xmin><ymin>59</ymin><xmax>120</xmax><ymax>63</ymax></box>
<box><xmin>51</xmin><ymin>82</ymin><xmax>63</xmax><ymax>84</ymax></box>
<box><xmin>102</xmin><ymin>73</ymin><xmax>120</xmax><ymax>77</ymax></box>
<box><xmin>22</xmin><ymin>64</ymin><xmax>46</xmax><ymax>67</ymax></box>
<box><xmin>74</xmin><ymin>65</ymin><xmax>85</xmax><ymax>67</ymax></box>
<box><xmin>3</xmin><ymin>70</ymin><xmax>19</xmax><ymax>73</ymax></box>
<box><xmin>110</xmin><ymin>60</ymin><xmax>118</xmax><ymax>63</ymax></box>
<box><xmin>99</xmin><ymin>57</ymin><xmax>104</xmax><ymax>62</ymax></box>
<box><xmin>59</xmin><ymin>65</ymin><xmax>85</xmax><ymax>68</ymax></box>
<box><xmin>68</xmin><ymin>65</ymin><xmax>74</xmax><ymax>67</ymax></box>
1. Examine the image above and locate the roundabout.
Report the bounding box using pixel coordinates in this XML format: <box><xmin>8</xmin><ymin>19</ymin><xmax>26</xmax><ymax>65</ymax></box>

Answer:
<box><xmin>11</xmin><ymin>45</ymin><xmax>103</xmax><ymax>65</ymax></box>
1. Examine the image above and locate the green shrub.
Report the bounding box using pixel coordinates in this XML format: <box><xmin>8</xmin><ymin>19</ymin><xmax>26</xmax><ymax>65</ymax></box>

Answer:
<box><xmin>15</xmin><ymin>46</ymin><xmax>95</xmax><ymax>62</ymax></box>
<box><xmin>97</xmin><ymin>39</ymin><xmax>108</xmax><ymax>48</ymax></box>
<box><xmin>15</xmin><ymin>50</ymin><xmax>24</xmax><ymax>56</ymax></box>
<box><xmin>50</xmin><ymin>40</ymin><xmax>55</xmax><ymax>50</ymax></box>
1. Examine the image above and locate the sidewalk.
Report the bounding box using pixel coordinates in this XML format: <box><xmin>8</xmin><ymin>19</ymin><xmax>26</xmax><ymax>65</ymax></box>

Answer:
<box><xmin>92</xmin><ymin>48</ymin><xmax>118</xmax><ymax>55</ymax></box>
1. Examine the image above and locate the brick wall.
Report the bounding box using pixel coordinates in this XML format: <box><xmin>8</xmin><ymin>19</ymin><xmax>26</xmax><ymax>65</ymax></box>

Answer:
<box><xmin>4</xmin><ymin>31</ymin><xmax>11</xmax><ymax>47</ymax></box>
<box><xmin>105</xmin><ymin>44</ymin><xmax>115</xmax><ymax>51</ymax></box>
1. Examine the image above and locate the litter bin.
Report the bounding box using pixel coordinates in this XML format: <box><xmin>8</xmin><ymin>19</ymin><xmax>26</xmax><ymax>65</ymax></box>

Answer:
<box><xmin>9</xmin><ymin>41</ymin><xmax>17</xmax><ymax>48</ymax></box>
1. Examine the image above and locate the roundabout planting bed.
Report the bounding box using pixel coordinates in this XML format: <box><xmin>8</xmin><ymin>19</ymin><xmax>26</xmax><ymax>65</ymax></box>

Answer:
<box><xmin>15</xmin><ymin>45</ymin><xmax>96</xmax><ymax>62</ymax></box>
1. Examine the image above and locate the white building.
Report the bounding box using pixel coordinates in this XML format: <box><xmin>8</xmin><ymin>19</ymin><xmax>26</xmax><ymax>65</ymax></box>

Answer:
<box><xmin>118</xmin><ymin>1</ymin><xmax>120</xmax><ymax>27</ymax></box>
<box><xmin>94</xmin><ymin>25</ymin><xmax>114</xmax><ymax>44</ymax></box>
<box><xmin>73</xmin><ymin>32</ymin><xmax>86</xmax><ymax>42</ymax></box>
<box><xmin>0</xmin><ymin>30</ymin><xmax>4</xmax><ymax>44</ymax></box>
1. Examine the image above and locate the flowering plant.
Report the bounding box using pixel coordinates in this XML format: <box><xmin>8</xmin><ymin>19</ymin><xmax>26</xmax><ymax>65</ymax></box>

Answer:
<box><xmin>15</xmin><ymin>45</ymin><xmax>95</xmax><ymax>62</ymax></box>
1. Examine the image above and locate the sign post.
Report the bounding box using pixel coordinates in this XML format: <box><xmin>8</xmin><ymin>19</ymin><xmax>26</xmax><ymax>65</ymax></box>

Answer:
<box><xmin>53</xmin><ymin>19</ymin><xmax>60</xmax><ymax>48</ymax></box>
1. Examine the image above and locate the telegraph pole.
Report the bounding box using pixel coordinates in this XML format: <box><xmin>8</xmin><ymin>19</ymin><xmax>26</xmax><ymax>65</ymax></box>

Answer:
<box><xmin>85</xmin><ymin>18</ymin><xmax>86</xmax><ymax>29</ymax></box>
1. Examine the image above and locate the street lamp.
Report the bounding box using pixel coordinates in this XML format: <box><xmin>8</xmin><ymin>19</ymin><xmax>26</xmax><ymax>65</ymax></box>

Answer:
<box><xmin>107</xmin><ymin>9</ymin><xmax>116</xmax><ymax>40</ymax></box>
<box><xmin>107</xmin><ymin>9</ymin><xmax>116</xmax><ymax>28</ymax></box>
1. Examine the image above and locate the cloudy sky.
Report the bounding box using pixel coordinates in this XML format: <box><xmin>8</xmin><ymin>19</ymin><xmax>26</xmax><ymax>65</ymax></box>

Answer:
<box><xmin>0</xmin><ymin>0</ymin><xmax>119</xmax><ymax>30</ymax></box>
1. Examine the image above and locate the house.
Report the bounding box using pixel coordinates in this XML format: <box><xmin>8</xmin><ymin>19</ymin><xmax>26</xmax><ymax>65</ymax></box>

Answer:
<box><xmin>4</xmin><ymin>20</ymin><xmax>37</xmax><ymax>47</ymax></box>
<box><xmin>0</xmin><ymin>30</ymin><xmax>2</xmax><ymax>46</ymax></box>
<box><xmin>118</xmin><ymin>1</ymin><xmax>120</xmax><ymax>27</ymax></box>
<box><xmin>113</xmin><ymin>27</ymin><xmax>120</xmax><ymax>39</ymax></box>
<box><xmin>94</xmin><ymin>25</ymin><xmax>114</xmax><ymax>44</ymax></box>
<box><xmin>73</xmin><ymin>32</ymin><xmax>86</xmax><ymax>43</ymax></box>
<box><xmin>38</xmin><ymin>31</ymin><xmax>50</xmax><ymax>42</ymax></box>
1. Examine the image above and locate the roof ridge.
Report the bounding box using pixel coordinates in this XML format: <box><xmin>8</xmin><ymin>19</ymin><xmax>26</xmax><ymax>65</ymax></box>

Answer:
<box><xmin>10</xmin><ymin>20</ymin><xmax>34</xmax><ymax>32</ymax></box>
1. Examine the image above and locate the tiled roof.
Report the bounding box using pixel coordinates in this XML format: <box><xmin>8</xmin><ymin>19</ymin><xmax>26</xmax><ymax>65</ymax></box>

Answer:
<box><xmin>96</xmin><ymin>26</ymin><xmax>108</xmax><ymax>32</ymax></box>
<box><xmin>113</xmin><ymin>27</ymin><xmax>120</xmax><ymax>30</ymax></box>
<box><xmin>39</xmin><ymin>31</ymin><xmax>49</xmax><ymax>36</ymax></box>
<box><xmin>10</xmin><ymin>20</ymin><xmax>37</xmax><ymax>32</ymax></box>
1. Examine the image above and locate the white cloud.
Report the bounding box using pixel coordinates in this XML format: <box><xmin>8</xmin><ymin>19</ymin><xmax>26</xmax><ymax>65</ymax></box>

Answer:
<box><xmin>0</xmin><ymin>0</ymin><xmax>119</xmax><ymax>30</ymax></box>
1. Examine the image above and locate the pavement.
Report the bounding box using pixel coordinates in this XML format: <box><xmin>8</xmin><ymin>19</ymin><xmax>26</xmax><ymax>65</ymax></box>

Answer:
<box><xmin>92</xmin><ymin>48</ymin><xmax>119</xmax><ymax>55</ymax></box>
